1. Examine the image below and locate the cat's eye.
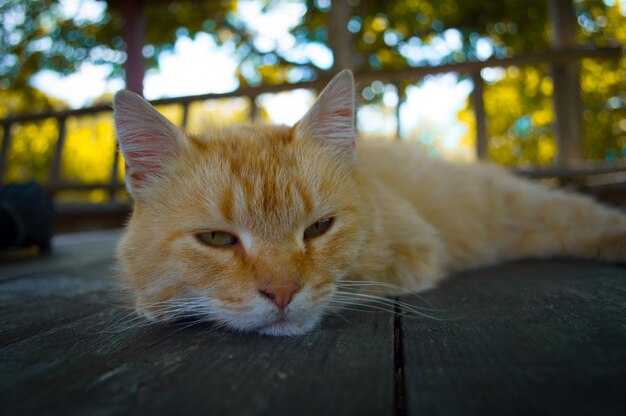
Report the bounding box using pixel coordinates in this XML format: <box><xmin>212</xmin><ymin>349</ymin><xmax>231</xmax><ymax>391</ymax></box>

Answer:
<box><xmin>196</xmin><ymin>231</ymin><xmax>238</xmax><ymax>247</ymax></box>
<box><xmin>304</xmin><ymin>218</ymin><xmax>333</xmax><ymax>239</ymax></box>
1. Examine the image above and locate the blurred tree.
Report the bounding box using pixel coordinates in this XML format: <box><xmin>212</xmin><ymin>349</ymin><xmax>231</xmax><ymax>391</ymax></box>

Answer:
<box><xmin>0</xmin><ymin>0</ymin><xmax>238</xmax><ymax>98</ymax></box>
<box><xmin>291</xmin><ymin>0</ymin><xmax>624</xmax><ymax>165</ymax></box>
<box><xmin>1</xmin><ymin>0</ymin><xmax>624</xmax><ymax>166</ymax></box>
<box><xmin>0</xmin><ymin>87</ymin><xmax>250</xmax><ymax>202</ymax></box>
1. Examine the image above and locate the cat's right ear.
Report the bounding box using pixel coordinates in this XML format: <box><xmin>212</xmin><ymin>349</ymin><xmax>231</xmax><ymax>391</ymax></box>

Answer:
<box><xmin>113</xmin><ymin>90</ymin><xmax>186</xmax><ymax>198</ymax></box>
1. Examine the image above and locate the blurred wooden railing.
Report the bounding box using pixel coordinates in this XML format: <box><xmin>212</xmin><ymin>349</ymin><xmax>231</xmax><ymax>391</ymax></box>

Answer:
<box><xmin>0</xmin><ymin>46</ymin><xmax>625</xmax><ymax>226</ymax></box>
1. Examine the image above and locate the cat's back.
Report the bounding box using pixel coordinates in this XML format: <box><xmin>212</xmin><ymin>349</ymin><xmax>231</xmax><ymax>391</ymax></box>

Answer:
<box><xmin>356</xmin><ymin>140</ymin><xmax>520</xmax><ymax>263</ymax></box>
<box><xmin>356</xmin><ymin>139</ymin><xmax>508</xmax><ymax>198</ymax></box>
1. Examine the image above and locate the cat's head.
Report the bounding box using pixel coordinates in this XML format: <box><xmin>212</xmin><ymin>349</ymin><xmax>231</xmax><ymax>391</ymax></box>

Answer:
<box><xmin>114</xmin><ymin>71</ymin><xmax>366</xmax><ymax>336</ymax></box>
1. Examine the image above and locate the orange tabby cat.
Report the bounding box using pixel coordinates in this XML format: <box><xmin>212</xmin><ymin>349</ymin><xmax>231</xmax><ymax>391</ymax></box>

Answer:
<box><xmin>114</xmin><ymin>70</ymin><xmax>626</xmax><ymax>336</ymax></box>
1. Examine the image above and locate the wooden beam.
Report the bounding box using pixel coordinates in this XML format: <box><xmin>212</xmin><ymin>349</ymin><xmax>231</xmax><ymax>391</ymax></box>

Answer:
<box><xmin>400</xmin><ymin>260</ymin><xmax>626</xmax><ymax>415</ymax></box>
<box><xmin>470</xmin><ymin>72</ymin><xmax>488</xmax><ymax>160</ymax></box>
<box><xmin>328</xmin><ymin>0</ymin><xmax>354</xmax><ymax>71</ymax></box>
<box><xmin>549</xmin><ymin>0</ymin><xmax>584</xmax><ymax>166</ymax></box>
<box><xmin>122</xmin><ymin>0</ymin><xmax>145</xmax><ymax>95</ymax></box>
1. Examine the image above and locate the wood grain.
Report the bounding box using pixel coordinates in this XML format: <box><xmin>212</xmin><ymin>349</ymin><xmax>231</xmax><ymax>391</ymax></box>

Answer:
<box><xmin>400</xmin><ymin>260</ymin><xmax>626</xmax><ymax>416</ymax></box>
<box><xmin>0</xmin><ymin>232</ymin><xmax>395</xmax><ymax>416</ymax></box>
<box><xmin>0</xmin><ymin>230</ymin><xmax>121</xmax><ymax>281</ymax></box>
<box><xmin>2</xmin><ymin>229</ymin><xmax>625</xmax><ymax>416</ymax></box>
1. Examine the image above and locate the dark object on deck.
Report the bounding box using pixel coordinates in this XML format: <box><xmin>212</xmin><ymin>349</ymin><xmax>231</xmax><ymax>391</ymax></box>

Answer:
<box><xmin>0</xmin><ymin>231</ymin><xmax>625</xmax><ymax>416</ymax></box>
<box><xmin>0</xmin><ymin>182</ymin><xmax>54</xmax><ymax>251</ymax></box>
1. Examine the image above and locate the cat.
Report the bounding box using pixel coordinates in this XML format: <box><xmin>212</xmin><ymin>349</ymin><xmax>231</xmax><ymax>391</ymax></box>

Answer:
<box><xmin>113</xmin><ymin>70</ymin><xmax>626</xmax><ymax>336</ymax></box>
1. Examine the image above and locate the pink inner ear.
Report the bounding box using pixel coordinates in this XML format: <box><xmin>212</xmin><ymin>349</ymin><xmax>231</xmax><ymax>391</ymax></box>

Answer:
<box><xmin>332</xmin><ymin>109</ymin><xmax>353</xmax><ymax>118</ymax></box>
<box><xmin>293</xmin><ymin>70</ymin><xmax>356</xmax><ymax>163</ymax></box>
<box><xmin>114</xmin><ymin>90</ymin><xmax>186</xmax><ymax>195</ymax></box>
<box><xmin>121</xmin><ymin>140</ymin><xmax>179</xmax><ymax>190</ymax></box>
<box><xmin>124</xmin><ymin>150</ymin><xmax>166</xmax><ymax>190</ymax></box>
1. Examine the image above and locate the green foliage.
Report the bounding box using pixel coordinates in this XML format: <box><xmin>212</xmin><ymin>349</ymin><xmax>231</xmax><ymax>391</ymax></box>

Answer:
<box><xmin>0</xmin><ymin>89</ymin><xmax>251</xmax><ymax>202</ymax></box>
<box><xmin>296</xmin><ymin>0</ymin><xmax>549</xmax><ymax>71</ymax></box>
<box><xmin>484</xmin><ymin>66</ymin><xmax>556</xmax><ymax>166</ymax></box>
<box><xmin>1</xmin><ymin>0</ymin><xmax>119</xmax><ymax>91</ymax></box>
<box><xmin>1</xmin><ymin>0</ymin><xmax>625</xmax><ymax>178</ymax></box>
<box><xmin>0</xmin><ymin>0</ymin><xmax>235</xmax><ymax>93</ymax></box>
<box><xmin>575</xmin><ymin>1</ymin><xmax>626</xmax><ymax>161</ymax></box>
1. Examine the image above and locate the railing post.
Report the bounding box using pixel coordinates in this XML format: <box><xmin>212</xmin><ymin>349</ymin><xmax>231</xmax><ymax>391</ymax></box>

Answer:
<box><xmin>109</xmin><ymin>142</ymin><xmax>120</xmax><ymax>202</ymax></box>
<box><xmin>395</xmin><ymin>83</ymin><xmax>403</xmax><ymax>140</ymax></box>
<box><xmin>471</xmin><ymin>71</ymin><xmax>488</xmax><ymax>160</ymax></box>
<box><xmin>49</xmin><ymin>116</ymin><xmax>67</xmax><ymax>192</ymax></box>
<box><xmin>181</xmin><ymin>102</ymin><xmax>190</xmax><ymax>131</ymax></box>
<box><xmin>122</xmin><ymin>0</ymin><xmax>145</xmax><ymax>95</ymax></box>
<box><xmin>249</xmin><ymin>95</ymin><xmax>259</xmax><ymax>121</ymax></box>
<box><xmin>0</xmin><ymin>123</ymin><xmax>12</xmax><ymax>182</ymax></box>
<box><xmin>550</xmin><ymin>0</ymin><xmax>583</xmax><ymax>166</ymax></box>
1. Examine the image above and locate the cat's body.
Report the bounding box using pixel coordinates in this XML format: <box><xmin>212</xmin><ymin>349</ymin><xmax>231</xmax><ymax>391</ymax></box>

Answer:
<box><xmin>114</xmin><ymin>71</ymin><xmax>626</xmax><ymax>336</ymax></box>
<box><xmin>357</xmin><ymin>141</ymin><xmax>626</xmax><ymax>285</ymax></box>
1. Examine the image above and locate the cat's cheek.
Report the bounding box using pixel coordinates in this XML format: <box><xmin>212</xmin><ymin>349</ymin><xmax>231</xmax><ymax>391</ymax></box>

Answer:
<box><xmin>176</xmin><ymin>241</ymin><xmax>244</xmax><ymax>286</ymax></box>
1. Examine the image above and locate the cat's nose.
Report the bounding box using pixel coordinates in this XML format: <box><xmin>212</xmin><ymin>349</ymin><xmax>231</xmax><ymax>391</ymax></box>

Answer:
<box><xmin>258</xmin><ymin>282</ymin><xmax>301</xmax><ymax>309</ymax></box>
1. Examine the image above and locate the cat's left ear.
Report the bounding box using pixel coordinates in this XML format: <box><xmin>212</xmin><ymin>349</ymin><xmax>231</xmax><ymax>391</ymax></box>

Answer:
<box><xmin>293</xmin><ymin>70</ymin><xmax>356</xmax><ymax>164</ymax></box>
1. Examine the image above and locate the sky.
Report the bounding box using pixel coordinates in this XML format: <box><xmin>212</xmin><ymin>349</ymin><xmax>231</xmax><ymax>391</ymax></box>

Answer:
<box><xmin>29</xmin><ymin>0</ymin><xmax>481</xmax><ymax>157</ymax></box>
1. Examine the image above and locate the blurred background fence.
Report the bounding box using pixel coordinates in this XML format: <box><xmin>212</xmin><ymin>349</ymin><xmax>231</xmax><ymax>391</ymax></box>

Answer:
<box><xmin>1</xmin><ymin>0</ymin><xmax>625</xmax><ymax>231</ymax></box>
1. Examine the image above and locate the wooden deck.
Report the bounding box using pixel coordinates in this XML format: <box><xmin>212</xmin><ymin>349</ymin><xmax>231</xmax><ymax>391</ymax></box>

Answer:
<box><xmin>1</xmin><ymin>230</ymin><xmax>625</xmax><ymax>416</ymax></box>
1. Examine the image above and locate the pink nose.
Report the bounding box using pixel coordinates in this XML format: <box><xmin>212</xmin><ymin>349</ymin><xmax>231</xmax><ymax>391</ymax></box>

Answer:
<box><xmin>258</xmin><ymin>282</ymin><xmax>301</xmax><ymax>309</ymax></box>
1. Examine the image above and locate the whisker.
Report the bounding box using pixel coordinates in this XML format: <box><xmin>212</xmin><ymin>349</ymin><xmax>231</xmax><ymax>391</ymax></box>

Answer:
<box><xmin>327</xmin><ymin>301</ymin><xmax>397</xmax><ymax>315</ymax></box>
<box><xmin>331</xmin><ymin>292</ymin><xmax>451</xmax><ymax>320</ymax></box>
<box><xmin>336</xmin><ymin>280</ymin><xmax>442</xmax><ymax>309</ymax></box>
<box><xmin>334</xmin><ymin>291</ymin><xmax>442</xmax><ymax>313</ymax></box>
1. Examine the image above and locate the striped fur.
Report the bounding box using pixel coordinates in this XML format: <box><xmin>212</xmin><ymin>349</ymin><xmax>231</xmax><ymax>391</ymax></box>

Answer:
<box><xmin>114</xmin><ymin>72</ymin><xmax>626</xmax><ymax>336</ymax></box>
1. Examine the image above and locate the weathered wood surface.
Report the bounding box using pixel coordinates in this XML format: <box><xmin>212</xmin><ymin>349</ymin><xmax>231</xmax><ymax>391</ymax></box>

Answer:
<box><xmin>1</xmin><ymin>231</ymin><xmax>625</xmax><ymax>416</ymax></box>
<box><xmin>0</xmin><ymin>231</ymin><xmax>395</xmax><ymax>416</ymax></box>
<box><xmin>400</xmin><ymin>260</ymin><xmax>626</xmax><ymax>416</ymax></box>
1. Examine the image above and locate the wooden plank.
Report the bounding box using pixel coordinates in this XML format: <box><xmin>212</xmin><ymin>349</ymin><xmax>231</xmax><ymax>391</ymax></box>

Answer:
<box><xmin>0</xmin><ymin>229</ymin><xmax>121</xmax><ymax>281</ymax></box>
<box><xmin>0</xmin><ymin>304</ymin><xmax>172</xmax><ymax>396</ymax></box>
<box><xmin>0</xmin><ymin>261</ymin><xmax>119</xmax><ymax>347</ymax></box>
<box><xmin>1</xmin><ymin>227</ymin><xmax>395</xmax><ymax>416</ymax></box>
<box><xmin>0</xmin><ymin>257</ymin><xmax>116</xmax><ymax>306</ymax></box>
<box><xmin>2</xmin><ymin>306</ymin><xmax>395</xmax><ymax>416</ymax></box>
<box><xmin>0</xmin><ymin>287</ymin><xmax>116</xmax><ymax>348</ymax></box>
<box><xmin>400</xmin><ymin>260</ymin><xmax>626</xmax><ymax>416</ymax></box>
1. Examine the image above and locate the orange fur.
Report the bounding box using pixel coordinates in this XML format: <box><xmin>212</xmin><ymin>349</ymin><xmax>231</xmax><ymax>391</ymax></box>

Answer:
<box><xmin>114</xmin><ymin>71</ymin><xmax>626</xmax><ymax>336</ymax></box>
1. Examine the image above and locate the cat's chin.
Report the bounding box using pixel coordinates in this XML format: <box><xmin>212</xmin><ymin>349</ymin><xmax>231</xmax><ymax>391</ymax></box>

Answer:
<box><xmin>222</xmin><ymin>308</ymin><xmax>324</xmax><ymax>337</ymax></box>
<box><xmin>253</xmin><ymin>316</ymin><xmax>320</xmax><ymax>337</ymax></box>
